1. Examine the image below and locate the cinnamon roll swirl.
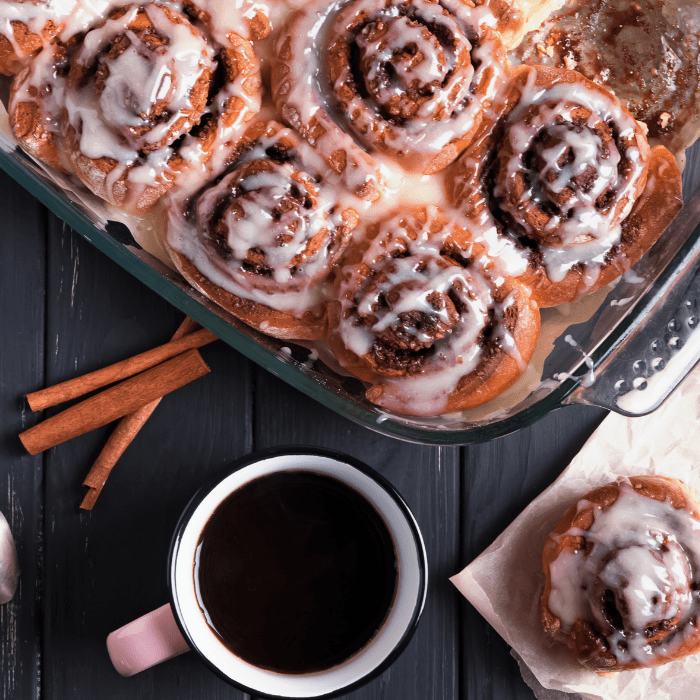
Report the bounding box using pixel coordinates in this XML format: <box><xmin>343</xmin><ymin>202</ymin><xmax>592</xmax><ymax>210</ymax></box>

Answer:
<box><xmin>166</xmin><ymin>121</ymin><xmax>361</xmax><ymax>340</ymax></box>
<box><xmin>328</xmin><ymin>206</ymin><xmax>540</xmax><ymax>415</ymax></box>
<box><xmin>272</xmin><ymin>0</ymin><xmax>508</xmax><ymax>185</ymax></box>
<box><xmin>449</xmin><ymin>66</ymin><xmax>683</xmax><ymax>307</ymax></box>
<box><xmin>9</xmin><ymin>0</ymin><xmax>262</xmax><ymax>213</ymax></box>
<box><xmin>542</xmin><ymin>476</ymin><xmax>700</xmax><ymax>672</ymax></box>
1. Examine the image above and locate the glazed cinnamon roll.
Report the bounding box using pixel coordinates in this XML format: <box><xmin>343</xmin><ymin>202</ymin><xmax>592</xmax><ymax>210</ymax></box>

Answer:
<box><xmin>542</xmin><ymin>476</ymin><xmax>700</xmax><ymax>672</ymax></box>
<box><xmin>449</xmin><ymin>65</ymin><xmax>683</xmax><ymax>307</ymax></box>
<box><xmin>9</xmin><ymin>1</ymin><xmax>263</xmax><ymax>213</ymax></box>
<box><xmin>272</xmin><ymin>0</ymin><xmax>508</xmax><ymax>185</ymax></box>
<box><xmin>328</xmin><ymin>206</ymin><xmax>540</xmax><ymax>415</ymax></box>
<box><xmin>166</xmin><ymin>120</ymin><xmax>361</xmax><ymax>340</ymax></box>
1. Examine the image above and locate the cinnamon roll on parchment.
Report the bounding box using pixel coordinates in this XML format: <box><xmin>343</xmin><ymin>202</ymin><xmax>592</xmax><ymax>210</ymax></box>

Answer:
<box><xmin>165</xmin><ymin>120</ymin><xmax>361</xmax><ymax>340</ymax></box>
<box><xmin>9</xmin><ymin>0</ymin><xmax>264</xmax><ymax>213</ymax></box>
<box><xmin>449</xmin><ymin>65</ymin><xmax>683</xmax><ymax>307</ymax></box>
<box><xmin>328</xmin><ymin>206</ymin><xmax>540</xmax><ymax>416</ymax></box>
<box><xmin>272</xmin><ymin>0</ymin><xmax>509</xmax><ymax>186</ymax></box>
<box><xmin>542</xmin><ymin>476</ymin><xmax>700</xmax><ymax>672</ymax></box>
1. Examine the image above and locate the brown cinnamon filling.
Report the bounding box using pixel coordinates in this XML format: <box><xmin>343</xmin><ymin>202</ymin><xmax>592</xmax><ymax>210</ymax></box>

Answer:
<box><xmin>371</xmin><ymin>292</ymin><xmax>460</xmax><ymax>372</ymax></box>
<box><xmin>328</xmin><ymin>0</ymin><xmax>474</xmax><ymax>128</ymax></box>
<box><xmin>198</xmin><ymin>146</ymin><xmax>344</xmax><ymax>281</ymax></box>
<box><xmin>570</xmin><ymin>619</ymin><xmax>613</xmax><ymax>665</ymax></box>
<box><xmin>355</xmin><ymin>16</ymin><xmax>455</xmax><ymax>122</ymax></box>
<box><xmin>493</xmin><ymin>102</ymin><xmax>627</xmax><ymax>246</ymax></box>
<box><xmin>351</xmin><ymin>248</ymin><xmax>515</xmax><ymax>373</ymax></box>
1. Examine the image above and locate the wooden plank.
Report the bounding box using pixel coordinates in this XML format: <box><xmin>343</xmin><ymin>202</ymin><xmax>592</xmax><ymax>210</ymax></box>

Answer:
<box><xmin>41</xmin><ymin>215</ymin><xmax>254</xmax><ymax>700</ymax></box>
<box><xmin>0</xmin><ymin>171</ymin><xmax>46</xmax><ymax>700</ymax></box>
<box><xmin>252</xmin><ymin>366</ymin><xmax>461</xmax><ymax>700</ymax></box>
<box><xmin>460</xmin><ymin>404</ymin><xmax>607</xmax><ymax>699</ymax></box>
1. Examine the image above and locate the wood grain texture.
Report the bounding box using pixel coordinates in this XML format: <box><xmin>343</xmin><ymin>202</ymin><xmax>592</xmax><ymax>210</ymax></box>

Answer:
<box><xmin>0</xmin><ymin>171</ymin><xmax>46</xmax><ymax>700</ymax></box>
<box><xmin>40</xmin><ymin>216</ymin><xmax>254</xmax><ymax>700</ymax></box>
<box><xmin>81</xmin><ymin>315</ymin><xmax>201</xmax><ymax>509</ymax></box>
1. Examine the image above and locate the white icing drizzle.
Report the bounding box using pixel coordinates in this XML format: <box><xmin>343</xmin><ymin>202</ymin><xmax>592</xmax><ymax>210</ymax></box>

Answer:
<box><xmin>552</xmin><ymin>333</ymin><xmax>594</xmax><ymax>386</ymax></box>
<box><xmin>271</xmin><ymin>0</ymin><xmax>385</xmax><ymax>199</ymax></box>
<box><xmin>334</xmin><ymin>205</ymin><xmax>521</xmax><ymax>414</ymax></box>
<box><xmin>0</xmin><ymin>0</ymin><xmax>268</xmax><ymax>63</ymax></box>
<box><xmin>494</xmin><ymin>70</ymin><xmax>645</xmax><ymax>283</ymax></box>
<box><xmin>498</xmin><ymin>68</ymin><xmax>647</xmax><ymax>282</ymax></box>
<box><xmin>356</xmin><ymin>14</ymin><xmax>462</xmax><ymax>118</ymax></box>
<box><xmin>547</xmin><ymin>479</ymin><xmax>700</xmax><ymax>666</ymax></box>
<box><xmin>336</xmin><ymin>0</ymin><xmax>475</xmax><ymax>128</ymax></box>
<box><xmin>0</xmin><ymin>0</ymin><xmax>92</xmax><ymax>66</ymax></box>
<box><xmin>188</xmin><ymin>0</ymin><xmax>270</xmax><ymax>43</ymax></box>
<box><xmin>67</xmin><ymin>4</ymin><xmax>214</xmax><ymax>161</ymax></box>
<box><xmin>451</xmin><ymin>66</ymin><xmax>651</xmax><ymax>289</ymax></box>
<box><xmin>334</xmin><ymin>0</ymin><xmax>504</xmax><ymax>157</ymax></box>
<box><xmin>8</xmin><ymin>37</ymin><xmax>67</xmax><ymax>147</ymax></box>
<box><xmin>167</xmin><ymin>122</ymin><xmax>360</xmax><ymax>316</ymax></box>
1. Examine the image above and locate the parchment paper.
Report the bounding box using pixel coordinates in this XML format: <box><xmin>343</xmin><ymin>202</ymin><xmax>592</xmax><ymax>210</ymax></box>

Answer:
<box><xmin>451</xmin><ymin>361</ymin><xmax>700</xmax><ymax>700</ymax></box>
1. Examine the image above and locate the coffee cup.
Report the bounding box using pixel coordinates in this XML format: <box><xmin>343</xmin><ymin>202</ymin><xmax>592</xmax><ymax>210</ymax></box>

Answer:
<box><xmin>107</xmin><ymin>446</ymin><xmax>428</xmax><ymax>698</ymax></box>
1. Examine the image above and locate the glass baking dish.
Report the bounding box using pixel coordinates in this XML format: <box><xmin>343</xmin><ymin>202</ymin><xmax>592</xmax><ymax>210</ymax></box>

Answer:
<box><xmin>2</xmin><ymin>131</ymin><xmax>700</xmax><ymax>445</ymax></box>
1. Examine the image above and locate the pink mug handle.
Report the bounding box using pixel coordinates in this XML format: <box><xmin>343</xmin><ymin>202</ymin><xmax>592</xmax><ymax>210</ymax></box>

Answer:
<box><xmin>107</xmin><ymin>603</ymin><xmax>191</xmax><ymax>676</ymax></box>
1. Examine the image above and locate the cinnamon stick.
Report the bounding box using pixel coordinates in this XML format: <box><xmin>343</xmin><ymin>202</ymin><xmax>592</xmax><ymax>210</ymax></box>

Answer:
<box><xmin>80</xmin><ymin>317</ymin><xmax>200</xmax><ymax>510</ymax></box>
<box><xmin>80</xmin><ymin>404</ymin><xmax>157</xmax><ymax>509</ymax></box>
<box><xmin>26</xmin><ymin>328</ymin><xmax>217</xmax><ymax>411</ymax></box>
<box><xmin>19</xmin><ymin>350</ymin><xmax>210</xmax><ymax>456</ymax></box>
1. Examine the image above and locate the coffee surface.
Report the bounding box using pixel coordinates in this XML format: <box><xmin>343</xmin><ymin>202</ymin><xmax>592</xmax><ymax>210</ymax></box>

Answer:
<box><xmin>195</xmin><ymin>470</ymin><xmax>398</xmax><ymax>674</ymax></box>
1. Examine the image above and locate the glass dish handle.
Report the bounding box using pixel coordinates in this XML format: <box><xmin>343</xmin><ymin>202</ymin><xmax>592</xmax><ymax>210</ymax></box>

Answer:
<box><xmin>566</xmin><ymin>219</ymin><xmax>700</xmax><ymax>416</ymax></box>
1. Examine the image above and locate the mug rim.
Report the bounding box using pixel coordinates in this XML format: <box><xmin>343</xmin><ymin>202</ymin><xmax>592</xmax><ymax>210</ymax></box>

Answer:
<box><xmin>166</xmin><ymin>445</ymin><xmax>428</xmax><ymax>700</ymax></box>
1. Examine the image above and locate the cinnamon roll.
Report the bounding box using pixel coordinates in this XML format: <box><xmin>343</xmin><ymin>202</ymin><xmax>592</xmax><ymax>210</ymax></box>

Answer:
<box><xmin>327</xmin><ymin>206</ymin><xmax>540</xmax><ymax>415</ymax></box>
<box><xmin>542</xmin><ymin>476</ymin><xmax>700</xmax><ymax>672</ymax></box>
<box><xmin>166</xmin><ymin>120</ymin><xmax>361</xmax><ymax>340</ymax></box>
<box><xmin>449</xmin><ymin>65</ymin><xmax>683</xmax><ymax>307</ymax></box>
<box><xmin>9</xmin><ymin>1</ymin><xmax>262</xmax><ymax>213</ymax></box>
<box><xmin>272</xmin><ymin>0</ymin><xmax>509</xmax><ymax>185</ymax></box>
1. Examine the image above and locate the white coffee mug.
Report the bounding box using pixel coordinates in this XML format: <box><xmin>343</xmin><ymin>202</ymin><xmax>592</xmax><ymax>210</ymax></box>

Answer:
<box><xmin>107</xmin><ymin>447</ymin><xmax>428</xmax><ymax>699</ymax></box>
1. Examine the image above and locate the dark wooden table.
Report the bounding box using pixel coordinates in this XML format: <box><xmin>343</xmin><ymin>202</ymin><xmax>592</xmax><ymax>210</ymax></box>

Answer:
<box><xmin>0</xmin><ymin>167</ymin><xmax>620</xmax><ymax>700</ymax></box>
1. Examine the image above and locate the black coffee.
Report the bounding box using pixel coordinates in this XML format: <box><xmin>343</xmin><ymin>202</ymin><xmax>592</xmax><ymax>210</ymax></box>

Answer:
<box><xmin>195</xmin><ymin>470</ymin><xmax>398</xmax><ymax>674</ymax></box>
